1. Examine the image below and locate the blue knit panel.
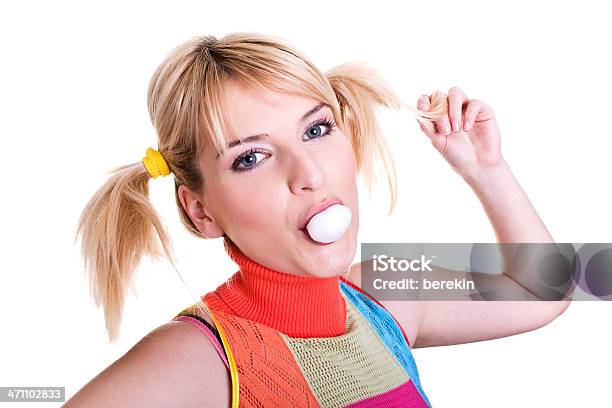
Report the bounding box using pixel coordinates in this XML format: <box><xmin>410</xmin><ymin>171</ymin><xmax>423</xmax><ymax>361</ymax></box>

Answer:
<box><xmin>340</xmin><ymin>281</ymin><xmax>432</xmax><ymax>407</ymax></box>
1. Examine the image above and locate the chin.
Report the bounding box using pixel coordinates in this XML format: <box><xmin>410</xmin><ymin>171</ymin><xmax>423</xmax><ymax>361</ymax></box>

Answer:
<box><xmin>312</xmin><ymin>236</ymin><xmax>356</xmax><ymax>275</ymax></box>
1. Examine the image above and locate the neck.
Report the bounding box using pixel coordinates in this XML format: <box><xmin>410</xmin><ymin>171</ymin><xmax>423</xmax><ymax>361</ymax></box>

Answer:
<box><xmin>207</xmin><ymin>238</ymin><xmax>347</xmax><ymax>338</ymax></box>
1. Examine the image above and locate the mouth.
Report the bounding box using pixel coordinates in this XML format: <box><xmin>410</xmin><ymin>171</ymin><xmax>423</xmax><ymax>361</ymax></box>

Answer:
<box><xmin>299</xmin><ymin>197</ymin><xmax>343</xmax><ymax>231</ymax></box>
<box><xmin>299</xmin><ymin>227</ymin><xmax>334</xmax><ymax>246</ymax></box>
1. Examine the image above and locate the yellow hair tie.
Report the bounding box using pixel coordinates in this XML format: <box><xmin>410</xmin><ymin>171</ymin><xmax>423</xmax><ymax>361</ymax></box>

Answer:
<box><xmin>142</xmin><ymin>147</ymin><xmax>170</xmax><ymax>178</ymax></box>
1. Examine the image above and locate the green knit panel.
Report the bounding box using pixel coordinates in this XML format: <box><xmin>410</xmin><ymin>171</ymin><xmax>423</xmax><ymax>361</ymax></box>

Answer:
<box><xmin>280</xmin><ymin>291</ymin><xmax>409</xmax><ymax>408</ymax></box>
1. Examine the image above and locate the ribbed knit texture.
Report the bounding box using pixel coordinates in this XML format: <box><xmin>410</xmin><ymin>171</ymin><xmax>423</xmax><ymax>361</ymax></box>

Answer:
<box><xmin>204</xmin><ymin>238</ymin><xmax>347</xmax><ymax>338</ymax></box>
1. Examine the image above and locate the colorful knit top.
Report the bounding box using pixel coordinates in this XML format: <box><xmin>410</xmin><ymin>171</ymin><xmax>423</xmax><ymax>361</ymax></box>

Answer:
<box><xmin>173</xmin><ymin>239</ymin><xmax>431</xmax><ymax>407</ymax></box>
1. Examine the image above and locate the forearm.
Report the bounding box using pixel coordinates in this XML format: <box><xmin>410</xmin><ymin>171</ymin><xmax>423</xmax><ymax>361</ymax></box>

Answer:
<box><xmin>462</xmin><ymin>159</ymin><xmax>573</xmax><ymax>307</ymax></box>
<box><xmin>462</xmin><ymin>158</ymin><xmax>554</xmax><ymax>244</ymax></box>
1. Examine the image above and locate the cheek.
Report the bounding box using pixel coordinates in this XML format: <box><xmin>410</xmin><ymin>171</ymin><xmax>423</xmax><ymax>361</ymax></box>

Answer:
<box><xmin>331</xmin><ymin>135</ymin><xmax>358</xmax><ymax>178</ymax></box>
<box><xmin>217</xmin><ymin>180</ymin><xmax>282</xmax><ymax>229</ymax></box>
<box><xmin>332</xmin><ymin>137</ymin><xmax>359</xmax><ymax>207</ymax></box>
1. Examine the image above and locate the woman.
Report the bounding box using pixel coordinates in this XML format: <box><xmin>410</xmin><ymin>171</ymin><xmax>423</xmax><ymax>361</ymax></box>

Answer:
<box><xmin>66</xmin><ymin>32</ymin><xmax>570</xmax><ymax>407</ymax></box>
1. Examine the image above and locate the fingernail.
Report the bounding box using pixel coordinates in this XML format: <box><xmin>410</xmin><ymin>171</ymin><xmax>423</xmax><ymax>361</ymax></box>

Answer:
<box><xmin>453</xmin><ymin>121</ymin><xmax>460</xmax><ymax>132</ymax></box>
<box><xmin>464</xmin><ymin>122</ymin><xmax>471</xmax><ymax>131</ymax></box>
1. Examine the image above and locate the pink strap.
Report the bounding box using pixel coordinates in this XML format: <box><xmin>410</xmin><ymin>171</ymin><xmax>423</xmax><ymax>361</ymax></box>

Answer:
<box><xmin>173</xmin><ymin>315</ymin><xmax>230</xmax><ymax>369</ymax></box>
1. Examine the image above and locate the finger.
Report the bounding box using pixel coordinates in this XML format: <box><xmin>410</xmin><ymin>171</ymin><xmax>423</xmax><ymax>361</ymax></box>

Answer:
<box><xmin>419</xmin><ymin>118</ymin><xmax>448</xmax><ymax>157</ymax></box>
<box><xmin>448</xmin><ymin>87</ymin><xmax>469</xmax><ymax>133</ymax></box>
<box><xmin>436</xmin><ymin>115</ymin><xmax>451</xmax><ymax>136</ymax></box>
<box><xmin>463</xmin><ymin>99</ymin><xmax>482</xmax><ymax>131</ymax></box>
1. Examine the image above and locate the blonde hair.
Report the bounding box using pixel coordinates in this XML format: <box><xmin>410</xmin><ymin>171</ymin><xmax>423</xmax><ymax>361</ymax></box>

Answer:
<box><xmin>74</xmin><ymin>32</ymin><xmax>448</xmax><ymax>342</ymax></box>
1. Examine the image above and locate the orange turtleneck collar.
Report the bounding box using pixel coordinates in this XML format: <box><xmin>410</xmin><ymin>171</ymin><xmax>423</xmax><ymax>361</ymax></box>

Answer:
<box><xmin>203</xmin><ymin>238</ymin><xmax>347</xmax><ymax>338</ymax></box>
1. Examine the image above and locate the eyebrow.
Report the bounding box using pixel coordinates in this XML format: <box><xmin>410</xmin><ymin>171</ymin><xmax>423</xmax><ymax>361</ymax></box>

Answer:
<box><xmin>216</xmin><ymin>102</ymin><xmax>330</xmax><ymax>159</ymax></box>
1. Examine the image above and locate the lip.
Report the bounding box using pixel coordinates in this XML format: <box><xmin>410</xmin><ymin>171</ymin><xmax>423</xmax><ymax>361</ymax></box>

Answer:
<box><xmin>299</xmin><ymin>197</ymin><xmax>343</xmax><ymax>231</ymax></box>
<box><xmin>301</xmin><ymin>228</ymin><xmax>333</xmax><ymax>245</ymax></box>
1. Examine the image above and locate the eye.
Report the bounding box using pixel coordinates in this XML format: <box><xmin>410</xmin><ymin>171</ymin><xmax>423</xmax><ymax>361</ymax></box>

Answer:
<box><xmin>303</xmin><ymin>117</ymin><xmax>336</xmax><ymax>141</ymax></box>
<box><xmin>230</xmin><ymin>116</ymin><xmax>337</xmax><ymax>174</ymax></box>
<box><xmin>231</xmin><ymin>148</ymin><xmax>269</xmax><ymax>172</ymax></box>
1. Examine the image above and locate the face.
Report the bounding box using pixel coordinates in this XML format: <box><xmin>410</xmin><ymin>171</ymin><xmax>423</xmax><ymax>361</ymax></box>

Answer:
<box><xmin>179</xmin><ymin>81</ymin><xmax>359</xmax><ymax>278</ymax></box>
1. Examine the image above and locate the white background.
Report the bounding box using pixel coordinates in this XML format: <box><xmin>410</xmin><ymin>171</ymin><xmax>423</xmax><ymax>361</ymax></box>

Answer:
<box><xmin>1</xmin><ymin>1</ymin><xmax>610</xmax><ymax>407</ymax></box>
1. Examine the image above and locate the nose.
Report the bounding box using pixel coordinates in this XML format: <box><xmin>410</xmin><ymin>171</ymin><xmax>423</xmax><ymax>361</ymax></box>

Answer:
<box><xmin>287</xmin><ymin>147</ymin><xmax>325</xmax><ymax>194</ymax></box>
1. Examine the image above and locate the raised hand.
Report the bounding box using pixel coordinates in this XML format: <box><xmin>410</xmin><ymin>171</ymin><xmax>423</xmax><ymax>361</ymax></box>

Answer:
<box><xmin>416</xmin><ymin>87</ymin><xmax>502</xmax><ymax>178</ymax></box>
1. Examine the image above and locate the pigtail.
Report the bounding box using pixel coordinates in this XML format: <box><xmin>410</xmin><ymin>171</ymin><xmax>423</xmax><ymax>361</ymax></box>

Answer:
<box><xmin>74</xmin><ymin>161</ymin><xmax>177</xmax><ymax>343</ymax></box>
<box><xmin>326</xmin><ymin>62</ymin><xmax>400</xmax><ymax>216</ymax></box>
<box><xmin>325</xmin><ymin>62</ymin><xmax>448</xmax><ymax>215</ymax></box>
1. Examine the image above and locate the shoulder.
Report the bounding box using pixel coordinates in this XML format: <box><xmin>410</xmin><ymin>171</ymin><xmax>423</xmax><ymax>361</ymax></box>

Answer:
<box><xmin>347</xmin><ymin>259</ymin><xmax>425</xmax><ymax>348</ymax></box>
<box><xmin>64</xmin><ymin>319</ymin><xmax>231</xmax><ymax>407</ymax></box>
<box><xmin>175</xmin><ymin>302</ymin><xmax>218</xmax><ymax>328</ymax></box>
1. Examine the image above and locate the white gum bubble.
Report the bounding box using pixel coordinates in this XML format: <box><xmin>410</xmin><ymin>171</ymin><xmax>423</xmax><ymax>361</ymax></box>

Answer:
<box><xmin>305</xmin><ymin>204</ymin><xmax>352</xmax><ymax>244</ymax></box>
